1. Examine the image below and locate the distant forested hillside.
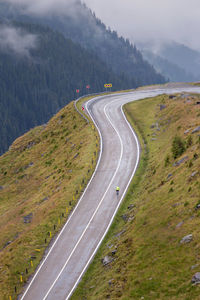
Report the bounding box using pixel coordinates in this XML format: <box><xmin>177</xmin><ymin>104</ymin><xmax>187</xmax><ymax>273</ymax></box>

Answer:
<box><xmin>0</xmin><ymin>1</ymin><xmax>166</xmax><ymax>86</ymax></box>
<box><xmin>141</xmin><ymin>50</ymin><xmax>196</xmax><ymax>82</ymax></box>
<box><xmin>0</xmin><ymin>22</ymin><xmax>134</xmax><ymax>154</ymax></box>
<box><xmin>138</xmin><ymin>40</ymin><xmax>200</xmax><ymax>82</ymax></box>
<box><xmin>0</xmin><ymin>0</ymin><xmax>166</xmax><ymax>154</ymax></box>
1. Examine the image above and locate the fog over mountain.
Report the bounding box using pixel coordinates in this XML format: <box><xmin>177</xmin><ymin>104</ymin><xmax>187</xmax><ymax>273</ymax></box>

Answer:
<box><xmin>83</xmin><ymin>0</ymin><xmax>200</xmax><ymax>82</ymax></box>
<box><xmin>0</xmin><ymin>0</ymin><xmax>166</xmax><ymax>154</ymax></box>
<box><xmin>0</xmin><ymin>0</ymin><xmax>165</xmax><ymax>84</ymax></box>
<box><xmin>83</xmin><ymin>0</ymin><xmax>200</xmax><ymax>52</ymax></box>
<box><xmin>5</xmin><ymin>0</ymin><xmax>80</xmax><ymax>16</ymax></box>
<box><xmin>0</xmin><ymin>24</ymin><xmax>37</xmax><ymax>56</ymax></box>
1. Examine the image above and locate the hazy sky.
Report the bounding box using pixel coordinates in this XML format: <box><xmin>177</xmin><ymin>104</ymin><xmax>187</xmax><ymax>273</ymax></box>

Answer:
<box><xmin>5</xmin><ymin>0</ymin><xmax>200</xmax><ymax>51</ymax></box>
<box><xmin>83</xmin><ymin>0</ymin><xmax>200</xmax><ymax>51</ymax></box>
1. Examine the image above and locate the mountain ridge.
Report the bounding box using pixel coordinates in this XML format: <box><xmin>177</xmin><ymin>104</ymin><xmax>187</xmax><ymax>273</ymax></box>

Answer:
<box><xmin>0</xmin><ymin>20</ymin><xmax>136</xmax><ymax>155</ymax></box>
<box><xmin>0</xmin><ymin>0</ymin><xmax>165</xmax><ymax>85</ymax></box>
<box><xmin>138</xmin><ymin>40</ymin><xmax>200</xmax><ymax>82</ymax></box>
<box><xmin>0</xmin><ymin>0</ymin><xmax>166</xmax><ymax>154</ymax></box>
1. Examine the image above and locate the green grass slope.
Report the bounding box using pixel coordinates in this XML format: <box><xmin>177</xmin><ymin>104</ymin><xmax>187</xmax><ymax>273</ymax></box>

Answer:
<box><xmin>72</xmin><ymin>93</ymin><xmax>200</xmax><ymax>299</ymax></box>
<box><xmin>0</xmin><ymin>99</ymin><xmax>98</xmax><ymax>300</ymax></box>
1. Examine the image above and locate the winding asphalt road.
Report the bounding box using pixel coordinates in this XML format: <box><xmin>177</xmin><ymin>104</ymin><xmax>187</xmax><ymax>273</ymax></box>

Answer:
<box><xmin>20</xmin><ymin>85</ymin><xmax>200</xmax><ymax>300</ymax></box>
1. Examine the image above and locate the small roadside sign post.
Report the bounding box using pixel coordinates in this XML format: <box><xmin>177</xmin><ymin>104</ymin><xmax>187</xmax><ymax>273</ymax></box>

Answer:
<box><xmin>76</xmin><ymin>89</ymin><xmax>80</xmax><ymax>99</ymax></box>
<box><xmin>86</xmin><ymin>85</ymin><xmax>90</xmax><ymax>94</ymax></box>
<box><xmin>104</xmin><ymin>83</ymin><xmax>112</xmax><ymax>92</ymax></box>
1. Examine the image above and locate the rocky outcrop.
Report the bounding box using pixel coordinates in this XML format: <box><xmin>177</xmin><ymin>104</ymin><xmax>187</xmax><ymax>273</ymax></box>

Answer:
<box><xmin>180</xmin><ymin>234</ymin><xmax>193</xmax><ymax>244</ymax></box>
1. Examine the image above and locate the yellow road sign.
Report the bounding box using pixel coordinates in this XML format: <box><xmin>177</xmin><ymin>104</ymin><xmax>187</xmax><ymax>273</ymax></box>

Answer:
<box><xmin>104</xmin><ymin>83</ymin><xmax>112</xmax><ymax>88</ymax></box>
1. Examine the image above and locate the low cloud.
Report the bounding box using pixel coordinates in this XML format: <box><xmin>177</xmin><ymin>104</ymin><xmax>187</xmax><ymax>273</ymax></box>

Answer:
<box><xmin>6</xmin><ymin>0</ymin><xmax>83</xmax><ymax>17</ymax></box>
<box><xmin>5</xmin><ymin>0</ymin><xmax>200</xmax><ymax>51</ymax></box>
<box><xmin>0</xmin><ymin>25</ymin><xmax>37</xmax><ymax>57</ymax></box>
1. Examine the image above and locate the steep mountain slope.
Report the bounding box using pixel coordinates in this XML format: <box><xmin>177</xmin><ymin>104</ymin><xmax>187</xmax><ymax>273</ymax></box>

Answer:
<box><xmin>0</xmin><ymin>0</ymin><xmax>166</xmax><ymax>154</ymax></box>
<box><xmin>72</xmin><ymin>93</ymin><xmax>200</xmax><ymax>299</ymax></box>
<box><xmin>138</xmin><ymin>40</ymin><xmax>200</xmax><ymax>82</ymax></box>
<box><xmin>0</xmin><ymin>0</ymin><xmax>165</xmax><ymax>86</ymax></box>
<box><xmin>141</xmin><ymin>50</ymin><xmax>196</xmax><ymax>82</ymax></box>
<box><xmin>0</xmin><ymin>21</ymin><xmax>133</xmax><ymax>155</ymax></box>
<box><xmin>0</xmin><ymin>98</ymin><xmax>98</xmax><ymax>299</ymax></box>
<box><xmin>161</xmin><ymin>42</ymin><xmax>200</xmax><ymax>78</ymax></box>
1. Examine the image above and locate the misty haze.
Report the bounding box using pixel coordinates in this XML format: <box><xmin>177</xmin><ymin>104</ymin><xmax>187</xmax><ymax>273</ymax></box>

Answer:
<box><xmin>0</xmin><ymin>25</ymin><xmax>37</xmax><ymax>56</ymax></box>
<box><xmin>0</xmin><ymin>1</ymin><xmax>200</xmax><ymax>300</ymax></box>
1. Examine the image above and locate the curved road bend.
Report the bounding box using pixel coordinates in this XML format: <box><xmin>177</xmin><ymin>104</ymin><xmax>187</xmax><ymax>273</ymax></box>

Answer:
<box><xmin>21</xmin><ymin>86</ymin><xmax>200</xmax><ymax>300</ymax></box>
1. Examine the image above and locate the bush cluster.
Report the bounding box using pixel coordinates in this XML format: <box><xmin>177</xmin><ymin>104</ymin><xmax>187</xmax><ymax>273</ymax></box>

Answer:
<box><xmin>171</xmin><ymin>136</ymin><xmax>185</xmax><ymax>159</ymax></box>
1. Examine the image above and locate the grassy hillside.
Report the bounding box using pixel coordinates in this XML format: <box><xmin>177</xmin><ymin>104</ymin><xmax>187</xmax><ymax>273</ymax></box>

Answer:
<box><xmin>72</xmin><ymin>93</ymin><xmax>200</xmax><ymax>299</ymax></box>
<box><xmin>0</xmin><ymin>99</ymin><xmax>98</xmax><ymax>300</ymax></box>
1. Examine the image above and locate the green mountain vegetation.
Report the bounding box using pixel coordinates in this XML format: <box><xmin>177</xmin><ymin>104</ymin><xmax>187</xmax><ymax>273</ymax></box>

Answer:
<box><xmin>0</xmin><ymin>97</ymin><xmax>99</xmax><ymax>299</ymax></box>
<box><xmin>0</xmin><ymin>21</ymin><xmax>134</xmax><ymax>155</ymax></box>
<box><xmin>72</xmin><ymin>92</ymin><xmax>200</xmax><ymax>299</ymax></box>
<box><xmin>0</xmin><ymin>1</ymin><xmax>166</xmax><ymax>154</ymax></box>
<box><xmin>0</xmin><ymin>1</ymin><xmax>166</xmax><ymax>84</ymax></box>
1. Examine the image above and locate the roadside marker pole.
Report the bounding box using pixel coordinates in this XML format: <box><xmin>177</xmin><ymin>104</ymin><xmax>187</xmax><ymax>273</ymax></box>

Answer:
<box><xmin>20</xmin><ymin>275</ymin><xmax>23</xmax><ymax>283</ymax></box>
<box><xmin>58</xmin><ymin>218</ymin><xmax>61</xmax><ymax>225</ymax></box>
<box><xmin>31</xmin><ymin>261</ymin><xmax>33</xmax><ymax>267</ymax></box>
<box><xmin>9</xmin><ymin>296</ymin><xmax>12</xmax><ymax>300</ymax></box>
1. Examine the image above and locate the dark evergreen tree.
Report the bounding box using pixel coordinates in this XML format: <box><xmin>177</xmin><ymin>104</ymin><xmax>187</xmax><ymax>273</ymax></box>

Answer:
<box><xmin>0</xmin><ymin>0</ymin><xmax>166</xmax><ymax>154</ymax></box>
<box><xmin>0</xmin><ymin>1</ymin><xmax>166</xmax><ymax>85</ymax></box>
<box><xmin>0</xmin><ymin>22</ymin><xmax>135</xmax><ymax>154</ymax></box>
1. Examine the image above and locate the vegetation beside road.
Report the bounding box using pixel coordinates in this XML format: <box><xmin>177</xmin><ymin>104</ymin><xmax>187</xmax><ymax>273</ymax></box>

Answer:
<box><xmin>1</xmin><ymin>90</ymin><xmax>200</xmax><ymax>300</ymax></box>
<box><xmin>72</xmin><ymin>93</ymin><xmax>200</xmax><ymax>299</ymax></box>
<box><xmin>0</xmin><ymin>100</ymin><xmax>99</xmax><ymax>300</ymax></box>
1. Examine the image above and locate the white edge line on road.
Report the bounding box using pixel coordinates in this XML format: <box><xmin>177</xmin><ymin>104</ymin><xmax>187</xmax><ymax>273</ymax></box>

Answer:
<box><xmin>65</xmin><ymin>100</ymin><xmax>140</xmax><ymax>300</ymax></box>
<box><xmin>47</xmin><ymin>87</ymin><xmax>198</xmax><ymax>299</ymax></box>
<box><xmin>20</xmin><ymin>96</ymin><xmax>104</xmax><ymax>300</ymax></box>
<box><xmin>20</xmin><ymin>87</ymin><xmax>200</xmax><ymax>299</ymax></box>
<box><xmin>42</xmin><ymin>98</ymin><xmax>124</xmax><ymax>299</ymax></box>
